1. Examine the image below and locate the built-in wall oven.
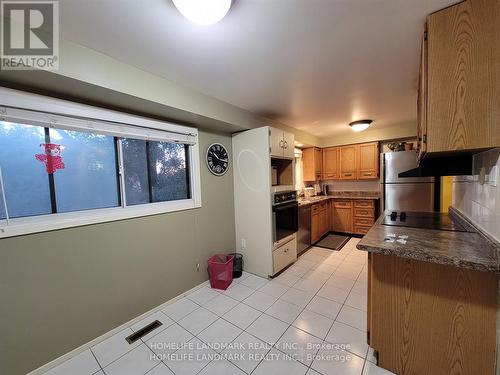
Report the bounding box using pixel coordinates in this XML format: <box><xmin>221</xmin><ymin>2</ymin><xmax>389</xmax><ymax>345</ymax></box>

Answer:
<box><xmin>272</xmin><ymin>191</ymin><xmax>298</xmax><ymax>245</ymax></box>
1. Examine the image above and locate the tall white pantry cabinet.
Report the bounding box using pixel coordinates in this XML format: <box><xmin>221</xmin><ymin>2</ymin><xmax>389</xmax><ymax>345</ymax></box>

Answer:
<box><xmin>232</xmin><ymin>126</ymin><xmax>296</xmax><ymax>278</ymax></box>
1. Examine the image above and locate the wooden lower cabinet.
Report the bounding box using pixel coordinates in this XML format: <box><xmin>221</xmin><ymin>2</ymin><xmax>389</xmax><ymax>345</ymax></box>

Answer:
<box><xmin>330</xmin><ymin>199</ymin><xmax>376</xmax><ymax>235</ymax></box>
<box><xmin>353</xmin><ymin>225</ymin><xmax>370</xmax><ymax>235</ymax></box>
<box><xmin>311</xmin><ymin>199</ymin><xmax>377</xmax><ymax>241</ymax></box>
<box><xmin>369</xmin><ymin>253</ymin><xmax>497</xmax><ymax>375</ymax></box>
<box><xmin>332</xmin><ymin>201</ymin><xmax>353</xmax><ymax>233</ymax></box>
<box><xmin>311</xmin><ymin>201</ymin><xmax>330</xmax><ymax>243</ymax></box>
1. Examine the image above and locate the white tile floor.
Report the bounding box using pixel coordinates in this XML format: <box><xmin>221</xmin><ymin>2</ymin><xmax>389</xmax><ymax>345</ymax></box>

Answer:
<box><xmin>43</xmin><ymin>238</ymin><xmax>395</xmax><ymax>375</ymax></box>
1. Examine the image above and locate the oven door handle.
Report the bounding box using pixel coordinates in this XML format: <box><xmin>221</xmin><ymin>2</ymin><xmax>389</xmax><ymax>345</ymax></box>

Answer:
<box><xmin>273</xmin><ymin>201</ymin><xmax>299</xmax><ymax>212</ymax></box>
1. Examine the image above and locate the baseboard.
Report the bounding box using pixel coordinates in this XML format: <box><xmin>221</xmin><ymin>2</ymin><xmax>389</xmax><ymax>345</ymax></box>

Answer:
<box><xmin>27</xmin><ymin>280</ymin><xmax>209</xmax><ymax>375</ymax></box>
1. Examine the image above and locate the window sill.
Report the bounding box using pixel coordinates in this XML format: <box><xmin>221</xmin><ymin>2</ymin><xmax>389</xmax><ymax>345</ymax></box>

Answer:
<box><xmin>0</xmin><ymin>199</ymin><xmax>201</xmax><ymax>239</ymax></box>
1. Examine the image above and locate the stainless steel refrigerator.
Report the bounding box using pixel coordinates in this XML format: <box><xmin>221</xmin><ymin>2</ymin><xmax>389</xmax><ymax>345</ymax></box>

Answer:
<box><xmin>380</xmin><ymin>151</ymin><xmax>436</xmax><ymax>212</ymax></box>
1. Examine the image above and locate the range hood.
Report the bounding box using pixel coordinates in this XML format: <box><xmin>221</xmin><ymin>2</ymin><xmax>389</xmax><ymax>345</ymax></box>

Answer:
<box><xmin>399</xmin><ymin>153</ymin><xmax>473</xmax><ymax>177</ymax></box>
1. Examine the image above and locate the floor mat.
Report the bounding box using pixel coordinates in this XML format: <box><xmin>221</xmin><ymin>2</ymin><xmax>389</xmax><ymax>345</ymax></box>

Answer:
<box><xmin>315</xmin><ymin>234</ymin><xmax>350</xmax><ymax>251</ymax></box>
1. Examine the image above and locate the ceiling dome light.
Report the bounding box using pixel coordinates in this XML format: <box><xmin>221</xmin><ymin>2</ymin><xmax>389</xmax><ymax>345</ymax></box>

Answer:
<box><xmin>172</xmin><ymin>0</ymin><xmax>232</xmax><ymax>25</ymax></box>
<box><xmin>349</xmin><ymin>119</ymin><xmax>373</xmax><ymax>132</ymax></box>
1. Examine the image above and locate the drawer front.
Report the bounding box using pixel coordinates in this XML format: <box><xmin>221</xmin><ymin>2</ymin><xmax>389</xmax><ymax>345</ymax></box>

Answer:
<box><xmin>340</xmin><ymin>172</ymin><xmax>355</xmax><ymax>179</ymax></box>
<box><xmin>334</xmin><ymin>200</ymin><xmax>353</xmax><ymax>208</ymax></box>
<box><xmin>354</xmin><ymin>217</ymin><xmax>374</xmax><ymax>226</ymax></box>
<box><xmin>273</xmin><ymin>238</ymin><xmax>297</xmax><ymax>274</ymax></box>
<box><xmin>354</xmin><ymin>225</ymin><xmax>371</xmax><ymax>235</ymax></box>
<box><xmin>313</xmin><ymin>202</ymin><xmax>329</xmax><ymax>213</ymax></box>
<box><xmin>358</xmin><ymin>171</ymin><xmax>377</xmax><ymax>179</ymax></box>
<box><xmin>354</xmin><ymin>208</ymin><xmax>374</xmax><ymax>217</ymax></box>
<box><xmin>354</xmin><ymin>200</ymin><xmax>374</xmax><ymax>208</ymax></box>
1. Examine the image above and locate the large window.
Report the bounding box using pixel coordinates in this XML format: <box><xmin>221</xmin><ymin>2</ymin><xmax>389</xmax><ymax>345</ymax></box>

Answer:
<box><xmin>0</xmin><ymin>88</ymin><xmax>201</xmax><ymax>237</ymax></box>
<box><xmin>0</xmin><ymin>121</ymin><xmax>192</xmax><ymax>219</ymax></box>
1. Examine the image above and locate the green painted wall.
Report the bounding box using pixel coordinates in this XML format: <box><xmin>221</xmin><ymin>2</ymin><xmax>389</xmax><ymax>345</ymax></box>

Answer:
<box><xmin>0</xmin><ymin>130</ymin><xmax>235</xmax><ymax>375</ymax></box>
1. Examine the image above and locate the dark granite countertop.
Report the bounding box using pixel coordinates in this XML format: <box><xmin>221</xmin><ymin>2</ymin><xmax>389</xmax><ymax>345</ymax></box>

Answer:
<box><xmin>298</xmin><ymin>192</ymin><xmax>380</xmax><ymax>207</ymax></box>
<box><xmin>356</xmin><ymin>208</ymin><xmax>500</xmax><ymax>273</ymax></box>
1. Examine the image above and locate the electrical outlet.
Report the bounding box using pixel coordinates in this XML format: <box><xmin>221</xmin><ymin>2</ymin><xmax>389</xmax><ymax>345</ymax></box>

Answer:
<box><xmin>241</xmin><ymin>238</ymin><xmax>246</xmax><ymax>250</ymax></box>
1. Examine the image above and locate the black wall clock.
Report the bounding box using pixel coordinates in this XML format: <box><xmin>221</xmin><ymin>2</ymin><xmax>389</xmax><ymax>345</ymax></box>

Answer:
<box><xmin>206</xmin><ymin>143</ymin><xmax>229</xmax><ymax>176</ymax></box>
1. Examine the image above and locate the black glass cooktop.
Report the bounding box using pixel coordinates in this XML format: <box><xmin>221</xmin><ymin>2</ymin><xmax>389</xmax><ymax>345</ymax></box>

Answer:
<box><xmin>381</xmin><ymin>211</ymin><xmax>469</xmax><ymax>232</ymax></box>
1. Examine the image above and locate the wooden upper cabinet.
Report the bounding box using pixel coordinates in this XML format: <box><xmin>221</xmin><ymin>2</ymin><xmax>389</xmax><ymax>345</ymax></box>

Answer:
<box><xmin>416</xmin><ymin>29</ymin><xmax>428</xmax><ymax>161</ymax></box>
<box><xmin>322</xmin><ymin>147</ymin><xmax>339</xmax><ymax>180</ymax></box>
<box><xmin>357</xmin><ymin>142</ymin><xmax>379</xmax><ymax>179</ymax></box>
<box><xmin>339</xmin><ymin>145</ymin><xmax>357</xmax><ymax>179</ymax></box>
<box><xmin>303</xmin><ymin>147</ymin><xmax>322</xmax><ymax>181</ymax></box>
<box><xmin>306</xmin><ymin>142</ymin><xmax>379</xmax><ymax>181</ymax></box>
<box><xmin>425</xmin><ymin>0</ymin><xmax>500</xmax><ymax>154</ymax></box>
<box><xmin>314</xmin><ymin>148</ymin><xmax>323</xmax><ymax>180</ymax></box>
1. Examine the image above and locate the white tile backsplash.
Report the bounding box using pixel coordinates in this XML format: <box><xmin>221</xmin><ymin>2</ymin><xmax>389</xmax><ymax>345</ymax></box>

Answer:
<box><xmin>452</xmin><ymin>148</ymin><xmax>500</xmax><ymax>242</ymax></box>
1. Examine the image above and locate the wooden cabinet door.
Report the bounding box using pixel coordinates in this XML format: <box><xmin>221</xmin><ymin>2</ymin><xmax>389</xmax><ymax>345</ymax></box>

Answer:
<box><xmin>319</xmin><ymin>206</ymin><xmax>328</xmax><ymax>237</ymax></box>
<box><xmin>427</xmin><ymin>0</ymin><xmax>500</xmax><ymax>152</ymax></box>
<box><xmin>303</xmin><ymin>148</ymin><xmax>322</xmax><ymax>181</ymax></box>
<box><xmin>311</xmin><ymin>210</ymin><xmax>320</xmax><ymax>243</ymax></box>
<box><xmin>282</xmin><ymin>131</ymin><xmax>295</xmax><ymax>159</ymax></box>
<box><xmin>334</xmin><ymin>207</ymin><xmax>353</xmax><ymax>233</ymax></box>
<box><xmin>330</xmin><ymin>201</ymin><xmax>336</xmax><ymax>231</ymax></box>
<box><xmin>314</xmin><ymin>148</ymin><xmax>323</xmax><ymax>181</ymax></box>
<box><xmin>339</xmin><ymin>146</ymin><xmax>356</xmax><ymax>179</ymax></box>
<box><xmin>322</xmin><ymin>147</ymin><xmax>338</xmax><ymax>180</ymax></box>
<box><xmin>302</xmin><ymin>148</ymin><xmax>315</xmax><ymax>181</ymax></box>
<box><xmin>269</xmin><ymin>128</ymin><xmax>283</xmax><ymax>158</ymax></box>
<box><xmin>367</xmin><ymin>252</ymin><xmax>372</xmax><ymax>345</ymax></box>
<box><xmin>332</xmin><ymin>201</ymin><xmax>353</xmax><ymax>233</ymax></box>
<box><xmin>357</xmin><ymin>142</ymin><xmax>379</xmax><ymax>179</ymax></box>
<box><xmin>416</xmin><ymin>30</ymin><xmax>428</xmax><ymax>161</ymax></box>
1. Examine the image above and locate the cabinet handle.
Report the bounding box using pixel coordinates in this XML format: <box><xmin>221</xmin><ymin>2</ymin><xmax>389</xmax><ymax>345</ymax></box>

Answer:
<box><xmin>279</xmin><ymin>140</ymin><xmax>284</xmax><ymax>148</ymax></box>
<box><xmin>344</xmin><ymin>173</ymin><xmax>352</xmax><ymax>177</ymax></box>
<box><xmin>283</xmin><ymin>140</ymin><xmax>288</xmax><ymax>149</ymax></box>
<box><xmin>363</xmin><ymin>173</ymin><xmax>372</xmax><ymax>176</ymax></box>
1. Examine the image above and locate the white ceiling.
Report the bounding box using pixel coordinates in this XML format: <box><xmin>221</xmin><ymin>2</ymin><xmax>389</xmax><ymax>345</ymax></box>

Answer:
<box><xmin>58</xmin><ymin>0</ymin><xmax>458</xmax><ymax>138</ymax></box>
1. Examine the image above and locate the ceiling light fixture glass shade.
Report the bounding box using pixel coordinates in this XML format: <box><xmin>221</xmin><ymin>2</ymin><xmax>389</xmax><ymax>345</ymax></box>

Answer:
<box><xmin>172</xmin><ymin>0</ymin><xmax>232</xmax><ymax>25</ymax></box>
<box><xmin>349</xmin><ymin>119</ymin><xmax>373</xmax><ymax>132</ymax></box>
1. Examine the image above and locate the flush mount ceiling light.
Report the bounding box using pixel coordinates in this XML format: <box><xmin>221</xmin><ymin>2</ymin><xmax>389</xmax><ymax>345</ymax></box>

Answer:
<box><xmin>172</xmin><ymin>0</ymin><xmax>232</xmax><ymax>25</ymax></box>
<box><xmin>349</xmin><ymin>119</ymin><xmax>373</xmax><ymax>132</ymax></box>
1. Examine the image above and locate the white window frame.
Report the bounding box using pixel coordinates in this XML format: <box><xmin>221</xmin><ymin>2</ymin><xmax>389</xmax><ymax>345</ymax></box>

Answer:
<box><xmin>0</xmin><ymin>87</ymin><xmax>202</xmax><ymax>238</ymax></box>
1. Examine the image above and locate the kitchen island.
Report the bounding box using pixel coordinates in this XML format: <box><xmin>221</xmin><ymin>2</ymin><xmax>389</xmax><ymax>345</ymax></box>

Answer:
<box><xmin>357</xmin><ymin>208</ymin><xmax>499</xmax><ymax>375</ymax></box>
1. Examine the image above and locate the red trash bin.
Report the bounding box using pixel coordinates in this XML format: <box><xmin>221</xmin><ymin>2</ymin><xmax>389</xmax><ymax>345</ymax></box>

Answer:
<box><xmin>208</xmin><ymin>254</ymin><xmax>234</xmax><ymax>290</ymax></box>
